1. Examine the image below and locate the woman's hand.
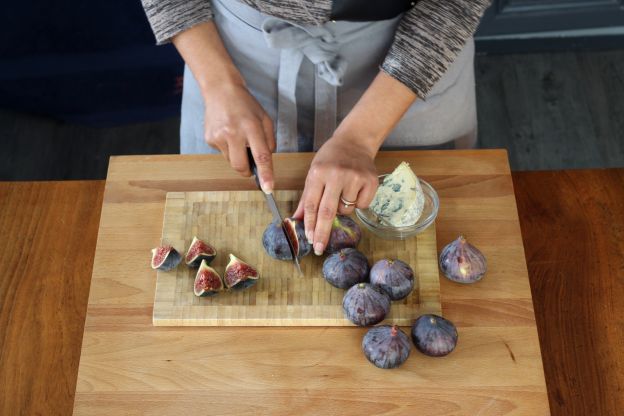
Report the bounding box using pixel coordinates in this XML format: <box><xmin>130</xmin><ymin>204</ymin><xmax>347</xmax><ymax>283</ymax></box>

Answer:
<box><xmin>203</xmin><ymin>82</ymin><xmax>276</xmax><ymax>193</ymax></box>
<box><xmin>172</xmin><ymin>22</ymin><xmax>276</xmax><ymax>193</ymax></box>
<box><xmin>293</xmin><ymin>135</ymin><xmax>378</xmax><ymax>255</ymax></box>
<box><xmin>293</xmin><ymin>71</ymin><xmax>419</xmax><ymax>255</ymax></box>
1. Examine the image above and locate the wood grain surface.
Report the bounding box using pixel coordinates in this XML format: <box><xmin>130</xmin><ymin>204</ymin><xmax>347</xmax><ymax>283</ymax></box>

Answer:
<box><xmin>154</xmin><ymin>190</ymin><xmax>440</xmax><ymax>326</ymax></box>
<box><xmin>3</xmin><ymin>165</ymin><xmax>623</xmax><ymax>415</ymax></box>
<box><xmin>72</xmin><ymin>150</ymin><xmax>549</xmax><ymax>415</ymax></box>
<box><xmin>0</xmin><ymin>181</ymin><xmax>104</xmax><ymax>416</ymax></box>
<box><xmin>513</xmin><ymin>169</ymin><xmax>624</xmax><ymax>416</ymax></box>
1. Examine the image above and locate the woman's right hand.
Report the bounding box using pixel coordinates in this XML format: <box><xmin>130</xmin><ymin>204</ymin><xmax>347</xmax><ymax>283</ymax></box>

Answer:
<box><xmin>171</xmin><ymin>21</ymin><xmax>275</xmax><ymax>191</ymax></box>
<box><xmin>203</xmin><ymin>82</ymin><xmax>276</xmax><ymax>193</ymax></box>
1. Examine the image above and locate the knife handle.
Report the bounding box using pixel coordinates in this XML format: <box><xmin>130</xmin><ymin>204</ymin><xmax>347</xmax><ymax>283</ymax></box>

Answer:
<box><xmin>246</xmin><ymin>147</ymin><xmax>262</xmax><ymax>190</ymax></box>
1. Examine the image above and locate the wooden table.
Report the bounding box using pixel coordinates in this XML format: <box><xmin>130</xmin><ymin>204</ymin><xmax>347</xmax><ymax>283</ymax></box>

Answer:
<box><xmin>1</xmin><ymin>151</ymin><xmax>622</xmax><ymax>415</ymax></box>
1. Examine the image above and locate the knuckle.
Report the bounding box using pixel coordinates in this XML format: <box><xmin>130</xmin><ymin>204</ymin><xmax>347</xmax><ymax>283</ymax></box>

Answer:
<box><xmin>263</xmin><ymin>116</ymin><xmax>274</xmax><ymax>130</ymax></box>
<box><xmin>240</xmin><ymin>119</ymin><xmax>254</xmax><ymax>131</ymax></box>
<box><xmin>204</xmin><ymin>131</ymin><xmax>219</xmax><ymax>146</ymax></box>
<box><xmin>368</xmin><ymin>175</ymin><xmax>379</xmax><ymax>188</ymax></box>
<box><xmin>214</xmin><ymin>125</ymin><xmax>237</xmax><ymax>142</ymax></box>
<box><xmin>231</xmin><ymin>163</ymin><xmax>247</xmax><ymax>173</ymax></box>
<box><xmin>254</xmin><ymin>151</ymin><xmax>272</xmax><ymax>165</ymax></box>
<box><xmin>308</xmin><ymin>165</ymin><xmax>326</xmax><ymax>178</ymax></box>
<box><xmin>304</xmin><ymin>202</ymin><xmax>317</xmax><ymax>215</ymax></box>
<box><xmin>318</xmin><ymin>205</ymin><xmax>335</xmax><ymax>220</ymax></box>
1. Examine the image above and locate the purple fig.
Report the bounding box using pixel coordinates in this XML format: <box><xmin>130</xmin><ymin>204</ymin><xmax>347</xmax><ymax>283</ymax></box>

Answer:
<box><xmin>362</xmin><ymin>325</ymin><xmax>411</xmax><ymax>369</ymax></box>
<box><xmin>262</xmin><ymin>218</ymin><xmax>311</xmax><ymax>260</ymax></box>
<box><xmin>439</xmin><ymin>236</ymin><xmax>487</xmax><ymax>284</ymax></box>
<box><xmin>150</xmin><ymin>245</ymin><xmax>181</xmax><ymax>271</ymax></box>
<box><xmin>184</xmin><ymin>236</ymin><xmax>217</xmax><ymax>268</ymax></box>
<box><xmin>342</xmin><ymin>283</ymin><xmax>390</xmax><ymax>326</ymax></box>
<box><xmin>370</xmin><ymin>259</ymin><xmax>414</xmax><ymax>300</ymax></box>
<box><xmin>193</xmin><ymin>260</ymin><xmax>223</xmax><ymax>297</ymax></box>
<box><xmin>224</xmin><ymin>254</ymin><xmax>259</xmax><ymax>290</ymax></box>
<box><xmin>411</xmin><ymin>314</ymin><xmax>458</xmax><ymax>357</ymax></box>
<box><xmin>322</xmin><ymin>248</ymin><xmax>369</xmax><ymax>289</ymax></box>
<box><xmin>326</xmin><ymin>215</ymin><xmax>362</xmax><ymax>254</ymax></box>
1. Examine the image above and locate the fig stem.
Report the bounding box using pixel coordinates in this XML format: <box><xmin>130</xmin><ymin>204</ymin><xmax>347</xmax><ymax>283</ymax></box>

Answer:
<box><xmin>391</xmin><ymin>325</ymin><xmax>398</xmax><ymax>337</ymax></box>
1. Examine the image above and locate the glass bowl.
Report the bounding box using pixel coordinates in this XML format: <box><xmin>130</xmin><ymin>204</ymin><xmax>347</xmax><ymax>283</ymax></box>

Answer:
<box><xmin>355</xmin><ymin>175</ymin><xmax>439</xmax><ymax>240</ymax></box>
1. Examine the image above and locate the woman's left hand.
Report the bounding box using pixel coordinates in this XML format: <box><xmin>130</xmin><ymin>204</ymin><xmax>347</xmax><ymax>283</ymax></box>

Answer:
<box><xmin>293</xmin><ymin>135</ymin><xmax>378</xmax><ymax>255</ymax></box>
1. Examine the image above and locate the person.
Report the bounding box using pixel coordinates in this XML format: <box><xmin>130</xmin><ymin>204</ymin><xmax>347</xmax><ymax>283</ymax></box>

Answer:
<box><xmin>141</xmin><ymin>0</ymin><xmax>491</xmax><ymax>255</ymax></box>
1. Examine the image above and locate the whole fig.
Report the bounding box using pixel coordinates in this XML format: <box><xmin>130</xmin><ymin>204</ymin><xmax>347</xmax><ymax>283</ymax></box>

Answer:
<box><xmin>370</xmin><ymin>259</ymin><xmax>414</xmax><ymax>300</ymax></box>
<box><xmin>322</xmin><ymin>248</ymin><xmax>369</xmax><ymax>289</ymax></box>
<box><xmin>326</xmin><ymin>215</ymin><xmax>362</xmax><ymax>254</ymax></box>
<box><xmin>439</xmin><ymin>235</ymin><xmax>487</xmax><ymax>284</ymax></box>
<box><xmin>411</xmin><ymin>314</ymin><xmax>458</xmax><ymax>357</ymax></box>
<box><xmin>362</xmin><ymin>325</ymin><xmax>411</xmax><ymax>369</ymax></box>
<box><xmin>150</xmin><ymin>245</ymin><xmax>181</xmax><ymax>271</ymax></box>
<box><xmin>342</xmin><ymin>283</ymin><xmax>390</xmax><ymax>326</ymax></box>
<box><xmin>262</xmin><ymin>218</ymin><xmax>311</xmax><ymax>260</ymax></box>
<box><xmin>224</xmin><ymin>254</ymin><xmax>259</xmax><ymax>290</ymax></box>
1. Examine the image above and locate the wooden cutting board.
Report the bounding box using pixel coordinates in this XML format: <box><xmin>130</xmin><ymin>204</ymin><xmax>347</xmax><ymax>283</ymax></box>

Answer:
<box><xmin>153</xmin><ymin>190</ymin><xmax>441</xmax><ymax>326</ymax></box>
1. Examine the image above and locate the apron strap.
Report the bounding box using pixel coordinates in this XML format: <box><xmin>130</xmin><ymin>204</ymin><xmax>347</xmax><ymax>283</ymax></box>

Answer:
<box><xmin>314</xmin><ymin>71</ymin><xmax>337</xmax><ymax>151</ymax></box>
<box><xmin>275</xmin><ymin>50</ymin><xmax>304</xmax><ymax>152</ymax></box>
<box><xmin>261</xmin><ymin>18</ymin><xmax>347</xmax><ymax>151</ymax></box>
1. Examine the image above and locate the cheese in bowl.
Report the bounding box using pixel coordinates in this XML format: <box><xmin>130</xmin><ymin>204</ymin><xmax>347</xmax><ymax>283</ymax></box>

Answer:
<box><xmin>356</xmin><ymin>162</ymin><xmax>438</xmax><ymax>240</ymax></box>
<box><xmin>370</xmin><ymin>161</ymin><xmax>425</xmax><ymax>227</ymax></box>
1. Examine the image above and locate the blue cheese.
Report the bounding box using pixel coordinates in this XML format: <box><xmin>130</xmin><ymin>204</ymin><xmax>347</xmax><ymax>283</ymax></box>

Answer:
<box><xmin>370</xmin><ymin>162</ymin><xmax>425</xmax><ymax>227</ymax></box>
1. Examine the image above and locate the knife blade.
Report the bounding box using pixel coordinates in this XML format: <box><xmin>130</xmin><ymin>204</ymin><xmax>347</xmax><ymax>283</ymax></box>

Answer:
<box><xmin>247</xmin><ymin>148</ymin><xmax>303</xmax><ymax>276</ymax></box>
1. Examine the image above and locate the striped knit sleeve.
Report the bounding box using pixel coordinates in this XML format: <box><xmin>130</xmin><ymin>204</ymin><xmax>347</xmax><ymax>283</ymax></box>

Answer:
<box><xmin>381</xmin><ymin>0</ymin><xmax>491</xmax><ymax>98</ymax></box>
<box><xmin>141</xmin><ymin>0</ymin><xmax>213</xmax><ymax>45</ymax></box>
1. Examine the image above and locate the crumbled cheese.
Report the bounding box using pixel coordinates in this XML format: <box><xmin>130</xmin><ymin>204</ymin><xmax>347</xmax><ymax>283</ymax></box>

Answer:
<box><xmin>370</xmin><ymin>162</ymin><xmax>425</xmax><ymax>227</ymax></box>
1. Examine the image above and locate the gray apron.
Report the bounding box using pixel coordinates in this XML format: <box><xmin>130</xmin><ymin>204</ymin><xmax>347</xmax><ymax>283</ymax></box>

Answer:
<box><xmin>180</xmin><ymin>0</ymin><xmax>477</xmax><ymax>154</ymax></box>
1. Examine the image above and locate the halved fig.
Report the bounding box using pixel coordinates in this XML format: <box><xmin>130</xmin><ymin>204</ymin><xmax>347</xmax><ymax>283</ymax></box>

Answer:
<box><xmin>150</xmin><ymin>245</ymin><xmax>182</xmax><ymax>271</ymax></box>
<box><xmin>282</xmin><ymin>218</ymin><xmax>300</xmax><ymax>258</ymax></box>
<box><xmin>194</xmin><ymin>259</ymin><xmax>224</xmax><ymax>297</ymax></box>
<box><xmin>262</xmin><ymin>218</ymin><xmax>311</xmax><ymax>260</ymax></box>
<box><xmin>224</xmin><ymin>254</ymin><xmax>259</xmax><ymax>290</ymax></box>
<box><xmin>184</xmin><ymin>236</ymin><xmax>217</xmax><ymax>268</ymax></box>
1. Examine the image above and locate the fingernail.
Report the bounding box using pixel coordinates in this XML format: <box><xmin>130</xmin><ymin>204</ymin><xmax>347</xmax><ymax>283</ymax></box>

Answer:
<box><xmin>314</xmin><ymin>242</ymin><xmax>324</xmax><ymax>256</ymax></box>
<box><xmin>306</xmin><ymin>231</ymin><xmax>313</xmax><ymax>244</ymax></box>
<box><xmin>261</xmin><ymin>180</ymin><xmax>274</xmax><ymax>195</ymax></box>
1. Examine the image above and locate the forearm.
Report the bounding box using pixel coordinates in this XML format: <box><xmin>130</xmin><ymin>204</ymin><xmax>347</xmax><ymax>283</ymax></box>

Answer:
<box><xmin>172</xmin><ymin>21</ymin><xmax>245</xmax><ymax>95</ymax></box>
<box><xmin>334</xmin><ymin>71</ymin><xmax>418</xmax><ymax>157</ymax></box>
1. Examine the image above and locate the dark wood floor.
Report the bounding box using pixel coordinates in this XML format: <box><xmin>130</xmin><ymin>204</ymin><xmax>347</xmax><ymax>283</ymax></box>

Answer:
<box><xmin>1</xmin><ymin>49</ymin><xmax>623</xmax><ymax>180</ymax></box>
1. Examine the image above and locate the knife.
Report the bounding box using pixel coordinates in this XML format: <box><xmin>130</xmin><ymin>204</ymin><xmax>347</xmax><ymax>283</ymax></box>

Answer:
<box><xmin>247</xmin><ymin>148</ymin><xmax>303</xmax><ymax>276</ymax></box>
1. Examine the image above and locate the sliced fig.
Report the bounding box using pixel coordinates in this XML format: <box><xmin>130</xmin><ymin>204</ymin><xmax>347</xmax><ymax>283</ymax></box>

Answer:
<box><xmin>326</xmin><ymin>215</ymin><xmax>362</xmax><ymax>254</ymax></box>
<box><xmin>150</xmin><ymin>245</ymin><xmax>182</xmax><ymax>271</ymax></box>
<box><xmin>184</xmin><ymin>236</ymin><xmax>217</xmax><ymax>267</ymax></box>
<box><xmin>262</xmin><ymin>218</ymin><xmax>311</xmax><ymax>260</ymax></box>
<box><xmin>224</xmin><ymin>254</ymin><xmax>259</xmax><ymax>290</ymax></box>
<box><xmin>193</xmin><ymin>260</ymin><xmax>224</xmax><ymax>297</ymax></box>
<box><xmin>282</xmin><ymin>217</ymin><xmax>299</xmax><ymax>259</ymax></box>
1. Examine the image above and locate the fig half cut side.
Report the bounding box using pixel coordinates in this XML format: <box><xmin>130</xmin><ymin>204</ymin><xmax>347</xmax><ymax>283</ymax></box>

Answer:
<box><xmin>194</xmin><ymin>260</ymin><xmax>224</xmax><ymax>297</ymax></box>
<box><xmin>224</xmin><ymin>254</ymin><xmax>259</xmax><ymax>290</ymax></box>
<box><xmin>151</xmin><ymin>245</ymin><xmax>182</xmax><ymax>271</ymax></box>
<box><xmin>185</xmin><ymin>236</ymin><xmax>217</xmax><ymax>268</ymax></box>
